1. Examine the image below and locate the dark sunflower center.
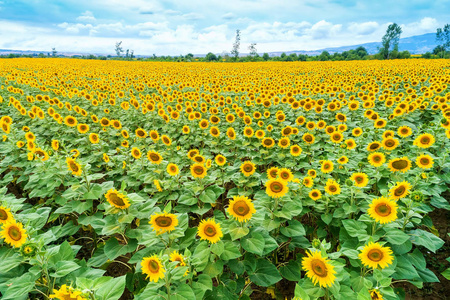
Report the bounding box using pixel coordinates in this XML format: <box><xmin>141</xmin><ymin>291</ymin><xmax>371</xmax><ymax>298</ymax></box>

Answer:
<box><xmin>367</xmin><ymin>249</ymin><xmax>384</xmax><ymax>262</ymax></box>
<box><xmin>401</xmin><ymin>129</ymin><xmax>408</xmax><ymax>134</ymax></box>
<box><xmin>155</xmin><ymin>216</ymin><xmax>172</xmax><ymax>228</ymax></box>
<box><xmin>233</xmin><ymin>200</ymin><xmax>250</xmax><ymax>216</ymax></box>
<box><xmin>151</xmin><ymin>133</ymin><xmax>158</xmax><ymax>139</ymax></box>
<box><xmin>163</xmin><ymin>138</ymin><xmax>169</xmax><ymax>143</ymax></box>
<box><xmin>385</xmin><ymin>140</ymin><xmax>395</xmax><ymax>147</ymax></box>
<box><xmin>420</xmin><ymin>137</ymin><xmax>430</xmax><ymax>144</ymax></box>
<box><xmin>243</xmin><ymin>164</ymin><xmax>253</xmax><ymax>172</ymax></box>
<box><xmin>0</xmin><ymin>209</ymin><xmax>7</xmax><ymax>220</ymax></box>
<box><xmin>304</xmin><ymin>135</ymin><xmax>313</xmax><ymax>142</ymax></box>
<box><xmin>280</xmin><ymin>140</ymin><xmax>288</xmax><ymax>146</ymax></box>
<box><xmin>133</xmin><ymin>150</ymin><xmax>140</xmax><ymax>156</ymax></box>
<box><xmin>355</xmin><ymin>176</ymin><xmax>364</xmax><ymax>183</ymax></box>
<box><xmin>270</xmin><ymin>181</ymin><xmax>283</xmax><ymax>193</ymax></box>
<box><xmin>204</xmin><ymin>225</ymin><xmax>217</xmax><ymax>237</ymax></box>
<box><xmin>329</xmin><ymin>185</ymin><xmax>337</xmax><ymax>192</ymax></box>
<box><xmin>373</xmin><ymin>155</ymin><xmax>381</xmax><ymax>162</ymax></box>
<box><xmin>109</xmin><ymin>193</ymin><xmax>125</xmax><ymax>206</ymax></box>
<box><xmin>324</xmin><ymin>164</ymin><xmax>330</xmax><ymax>170</ymax></box>
<box><xmin>137</xmin><ymin>130</ymin><xmax>145</xmax><ymax>137</ymax></box>
<box><xmin>370</xmin><ymin>143</ymin><xmax>380</xmax><ymax>150</ymax></box>
<box><xmin>420</xmin><ymin>158</ymin><xmax>429</xmax><ymax>165</ymax></box>
<box><xmin>150</xmin><ymin>154</ymin><xmax>160</xmax><ymax>162</ymax></box>
<box><xmin>280</xmin><ymin>172</ymin><xmax>289</xmax><ymax>179</ymax></box>
<box><xmin>8</xmin><ymin>226</ymin><xmax>22</xmax><ymax>241</ymax></box>
<box><xmin>312</xmin><ymin>192</ymin><xmax>319</xmax><ymax>197</ymax></box>
<box><xmin>194</xmin><ymin>166</ymin><xmax>204</xmax><ymax>175</ymax></box>
<box><xmin>170</xmin><ymin>166</ymin><xmax>177</xmax><ymax>172</ymax></box>
<box><xmin>311</xmin><ymin>259</ymin><xmax>328</xmax><ymax>277</ymax></box>
<box><xmin>270</xmin><ymin>170</ymin><xmax>278</xmax><ymax>178</ymax></box>
<box><xmin>293</xmin><ymin>147</ymin><xmax>299</xmax><ymax>153</ymax></box>
<box><xmin>394</xmin><ymin>186</ymin><xmax>405</xmax><ymax>196</ymax></box>
<box><xmin>148</xmin><ymin>260</ymin><xmax>160</xmax><ymax>273</ymax></box>
<box><xmin>69</xmin><ymin>162</ymin><xmax>79</xmax><ymax>172</ymax></box>
<box><xmin>68</xmin><ymin>118</ymin><xmax>75</xmax><ymax>124</ymax></box>
<box><xmin>264</xmin><ymin>139</ymin><xmax>272</xmax><ymax>145</ymax></box>
<box><xmin>375</xmin><ymin>203</ymin><xmax>391</xmax><ymax>216</ymax></box>
<box><xmin>392</xmin><ymin>160</ymin><xmax>408</xmax><ymax>170</ymax></box>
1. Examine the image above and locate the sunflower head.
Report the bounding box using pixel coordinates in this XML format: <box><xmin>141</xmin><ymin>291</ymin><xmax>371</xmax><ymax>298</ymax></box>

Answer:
<box><xmin>105</xmin><ymin>189</ymin><xmax>130</xmax><ymax>209</ymax></box>
<box><xmin>0</xmin><ymin>206</ymin><xmax>14</xmax><ymax>224</ymax></box>
<box><xmin>325</xmin><ymin>179</ymin><xmax>341</xmax><ymax>195</ymax></box>
<box><xmin>167</xmin><ymin>163</ymin><xmax>179</xmax><ymax>176</ymax></box>
<box><xmin>302</xmin><ymin>250</ymin><xmax>336</xmax><ymax>288</ymax></box>
<box><xmin>359</xmin><ymin>242</ymin><xmax>394</xmax><ymax>269</ymax></box>
<box><xmin>367</xmin><ymin>196</ymin><xmax>398</xmax><ymax>224</ymax></box>
<box><xmin>368</xmin><ymin>152</ymin><xmax>386</xmax><ymax>167</ymax></box>
<box><xmin>20</xmin><ymin>241</ymin><xmax>38</xmax><ymax>257</ymax></box>
<box><xmin>191</xmin><ymin>163</ymin><xmax>207</xmax><ymax>179</ymax></box>
<box><xmin>147</xmin><ymin>150</ymin><xmax>163</xmax><ymax>164</ymax></box>
<box><xmin>66</xmin><ymin>157</ymin><xmax>82</xmax><ymax>176</ymax></box>
<box><xmin>416</xmin><ymin>154</ymin><xmax>434</xmax><ymax>169</ymax></box>
<box><xmin>215</xmin><ymin>154</ymin><xmax>227</xmax><ymax>166</ymax></box>
<box><xmin>141</xmin><ymin>255</ymin><xmax>166</xmax><ymax>282</ymax></box>
<box><xmin>388</xmin><ymin>157</ymin><xmax>412</xmax><ymax>173</ymax></box>
<box><xmin>309</xmin><ymin>189</ymin><xmax>322</xmax><ymax>201</ymax></box>
<box><xmin>197</xmin><ymin>218</ymin><xmax>223</xmax><ymax>244</ymax></box>
<box><xmin>350</xmin><ymin>172</ymin><xmax>369</xmax><ymax>188</ymax></box>
<box><xmin>227</xmin><ymin>195</ymin><xmax>256</xmax><ymax>223</ymax></box>
<box><xmin>414</xmin><ymin>133</ymin><xmax>435</xmax><ymax>148</ymax></box>
<box><xmin>265</xmin><ymin>178</ymin><xmax>289</xmax><ymax>198</ymax></box>
<box><xmin>149</xmin><ymin>212</ymin><xmax>178</xmax><ymax>234</ymax></box>
<box><xmin>1</xmin><ymin>221</ymin><xmax>28</xmax><ymax>248</ymax></box>
<box><xmin>389</xmin><ymin>181</ymin><xmax>411</xmax><ymax>200</ymax></box>
<box><xmin>131</xmin><ymin>147</ymin><xmax>142</xmax><ymax>159</ymax></box>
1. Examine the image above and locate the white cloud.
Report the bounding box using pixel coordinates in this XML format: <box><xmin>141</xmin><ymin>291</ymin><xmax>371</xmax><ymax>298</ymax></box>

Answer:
<box><xmin>222</xmin><ymin>13</ymin><xmax>236</xmax><ymax>20</ymax></box>
<box><xmin>182</xmin><ymin>13</ymin><xmax>203</xmax><ymax>20</ymax></box>
<box><xmin>76</xmin><ymin>11</ymin><xmax>96</xmax><ymax>23</ymax></box>
<box><xmin>348</xmin><ymin>21</ymin><xmax>379</xmax><ymax>35</ymax></box>
<box><xmin>402</xmin><ymin>17</ymin><xmax>439</xmax><ymax>37</ymax></box>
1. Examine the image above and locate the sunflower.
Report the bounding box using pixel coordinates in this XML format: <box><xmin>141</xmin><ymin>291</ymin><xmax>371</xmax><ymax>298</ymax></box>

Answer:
<box><xmin>367</xmin><ymin>141</ymin><xmax>381</xmax><ymax>152</ymax></box>
<box><xmin>262</xmin><ymin>137</ymin><xmax>275</xmax><ymax>148</ymax></box>
<box><xmin>16</xmin><ymin>141</ymin><xmax>25</xmax><ymax>148</ymax></box>
<box><xmin>414</xmin><ymin>133</ymin><xmax>435</xmax><ymax>149</ymax></box>
<box><xmin>187</xmin><ymin>149</ymin><xmax>199</xmax><ymax>160</ymax></box>
<box><xmin>388</xmin><ymin>157</ymin><xmax>411</xmax><ymax>173</ymax></box>
<box><xmin>255</xmin><ymin>130</ymin><xmax>265</xmax><ymax>139</ymax></box>
<box><xmin>1</xmin><ymin>221</ymin><xmax>27</xmax><ymax>248</ymax></box>
<box><xmin>141</xmin><ymin>255</ymin><xmax>166</xmax><ymax>282</ymax></box>
<box><xmin>367</xmin><ymin>196</ymin><xmax>398</xmax><ymax>224</ymax></box>
<box><xmin>309</xmin><ymin>189</ymin><xmax>322</xmax><ymax>201</ymax></box>
<box><xmin>350</xmin><ymin>172</ymin><xmax>369</xmax><ymax>188</ymax></box>
<box><xmin>210</xmin><ymin>154</ymin><xmax>226</xmax><ymax>167</ymax></box>
<box><xmin>33</xmin><ymin>148</ymin><xmax>49</xmax><ymax>161</ymax></box>
<box><xmin>227</xmin><ymin>127</ymin><xmax>236</xmax><ymax>140</ymax></box>
<box><xmin>182</xmin><ymin>125</ymin><xmax>190</xmax><ymax>134</ymax></box>
<box><xmin>161</xmin><ymin>135</ymin><xmax>172</xmax><ymax>146</ymax></box>
<box><xmin>303</xmin><ymin>176</ymin><xmax>314</xmax><ymax>188</ymax></box>
<box><xmin>337</xmin><ymin>156</ymin><xmax>349</xmax><ymax>165</ymax></box>
<box><xmin>302</xmin><ymin>250</ymin><xmax>336</xmax><ymax>288</ymax></box>
<box><xmin>193</xmin><ymin>155</ymin><xmax>205</xmax><ymax>164</ymax></box>
<box><xmin>131</xmin><ymin>147</ymin><xmax>142</xmax><ymax>159</ymax></box>
<box><xmin>382</xmin><ymin>137</ymin><xmax>399</xmax><ymax>151</ymax></box>
<box><xmin>330</xmin><ymin>132</ymin><xmax>343</xmax><ymax>143</ymax></box>
<box><xmin>103</xmin><ymin>153</ymin><xmax>110</xmax><ymax>163</ymax></box>
<box><xmin>0</xmin><ymin>206</ymin><xmax>14</xmax><ymax>224</ymax></box>
<box><xmin>51</xmin><ymin>140</ymin><xmax>59</xmax><ymax>151</ymax></box>
<box><xmin>170</xmin><ymin>250</ymin><xmax>186</xmax><ymax>266</ymax></box>
<box><xmin>149</xmin><ymin>212</ymin><xmax>178</xmax><ymax>234</ymax></box>
<box><xmin>77</xmin><ymin>123</ymin><xmax>89</xmax><ymax>134</ymax></box>
<box><xmin>243</xmin><ymin>127</ymin><xmax>254</xmax><ymax>138</ymax></box>
<box><xmin>240</xmin><ymin>161</ymin><xmax>256</xmax><ymax>177</ymax></box>
<box><xmin>50</xmin><ymin>285</ymin><xmax>88</xmax><ymax>300</ymax></box>
<box><xmin>359</xmin><ymin>242</ymin><xmax>394</xmax><ymax>269</ymax></box>
<box><xmin>415</xmin><ymin>154</ymin><xmax>434</xmax><ymax>169</ymax></box>
<box><xmin>167</xmin><ymin>163</ymin><xmax>179</xmax><ymax>176</ymax></box>
<box><xmin>278</xmin><ymin>137</ymin><xmax>290</xmax><ymax>148</ymax></box>
<box><xmin>121</xmin><ymin>130</ymin><xmax>129</xmax><ymax>139</ymax></box>
<box><xmin>308</xmin><ymin>169</ymin><xmax>317</xmax><ymax>178</ymax></box>
<box><xmin>267</xmin><ymin>166</ymin><xmax>279</xmax><ymax>179</ymax></box>
<box><xmin>147</xmin><ymin>151</ymin><xmax>163</xmax><ymax>164</ymax></box>
<box><xmin>368</xmin><ymin>152</ymin><xmax>386</xmax><ymax>167</ymax></box>
<box><xmin>66</xmin><ymin>157</ymin><xmax>82</xmax><ymax>176</ymax></box>
<box><xmin>191</xmin><ymin>163</ymin><xmax>207</xmax><ymax>179</ymax></box>
<box><xmin>25</xmin><ymin>132</ymin><xmax>36</xmax><ymax>141</ymax></box>
<box><xmin>302</xmin><ymin>133</ymin><xmax>315</xmax><ymax>144</ymax></box>
<box><xmin>64</xmin><ymin>115</ymin><xmax>77</xmax><ymax>127</ymax></box>
<box><xmin>321</xmin><ymin>160</ymin><xmax>334</xmax><ymax>174</ymax></box>
<box><xmin>197</xmin><ymin>219</ymin><xmax>223</xmax><ymax>244</ymax></box>
<box><xmin>265</xmin><ymin>178</ymin><xmax>289</xmax><ymax>198</ymax></box>
<box><xmin>154</xmin><ymin>179</ymin><xmax>163</xmax><ymax>192</ymax></box>
<box><xmin>100</xmin><ymin>117</ymin><xmax>110</xmax><ymax>127</ymax></box>
<box><xmin>227</xmin><ymin>195</ymin><xmax>256</xmax><ymax>223</ymax></box>
<box><xmin>352</xmin><ymin>127</ymin><xmax>363</xmax><ymax>137</ymax></box>
<box><xmin>290</xmin><ymin>145</ymin><xmax>302</xmax><ymax>156</ymax></box>
<box><xmin>135</xmin><ymin>128</ymin><xmax>147</xmax><ymax>138</ymax></box>
<box><xmin>70</xmin><ymin>149</ymin><xmax>80</xmax><ymax>158</ymax></box>
<box><xmin>345</xmin><ymin>138</ymin><xmax>356</xmax><ymax>150</ymax></box>
<box><xmin>105</xmin><ymin>188</ymin><xmax>130</xmax><ymax>209</ymax></box>
<box><xmin>389</xmin><ymin>181</ymin><xmax>411</xmax><ymax>200</ymax></box>
<box><xmin>369</xmin><ymin>289</ymin><xmax>384</xmax><ymax>300</ymax></box>
<box><xmin>325</xmin><ymin>179</ymin><xmax>341</xmax><ymax>195</ymax></box>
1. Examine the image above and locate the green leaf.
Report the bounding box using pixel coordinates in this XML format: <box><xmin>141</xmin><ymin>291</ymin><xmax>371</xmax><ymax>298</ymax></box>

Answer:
<box><xmin>192</xmin><ymin>274</ymin><xmax>213</xmax><ymax>300</ymax></box>
<box><xmin>228</xmin><ymin>222</ymin><xmax>250</xmax><ymax>241</ymax></box>
<box><xmin>210</xmin><ymin>240</ymin><xmax>224</xmax><ymax>256</ymax></box>
<box><xmin>172</xmin><ymin>284</ymin><xmax>196</xmax><ymax>300</ymax></box>
<box><xmin>199</xmin><ymin>188</ymin><xmax>217</xmax><ymax>204</ymax></box>
<box><xmin>321</xmin><ymin>214</ymin><xmax>333</xmax><ymax>225</ymax></box>
<box><xmin>392</xmin><ymin>256</ymin><xmax>419</xmax><ymax>280</ymax></box>
<box><xmin>203</xmin><ymin>261</ymin><xmax>224</xmax><ymax>278</ymax></box>
<box><xmin>95</xmin><ymin>276</ymin><xmax>126</xmax><ymax>300</ymax></box>
<box><xmin>104</xmin><ymin>237</ymin><xmax>138</xmax><ymax>260</ymax></box>
<box><xmin>280</xmin><ymin>260</ymin><xmax>302</xmax><ymax>281</ymax></box>
<box><xmin>442</xmin><ymin>268</ymin><xmax>450</xmax><ymax>280</ymax></box>
<box><xmin>192</xmin><ymin>241</ymin><xmax>210</xmax><ymax>271</ymax></box>
<box><xmin>384</xmin><ymin>228</ymin><xmax>410</xmax><ymax>245</ymax></box>
<box><xmin>280</xmin><ymin>220</ymin><xmax>306</xmax><ymax>237</ymax></box>
<box><xmin>220</xmin><ymin>241</ymin><xmax>242</xmax><ymax>260</ymax></box>
<box><xmin>178</xmin><ymin>194</ymin><xmax>198</xmax><ymax>205</ymax></box>
<box><xmin>342</xmin><ymin>219</ymin><xmax>368</xmax><ymax>240</ymax></box>
<box><xmin>51</xmin><ymin>261</ymin><xmax>81</xmax><ymax>277</ymax></box>
<box><xmin>249</xmin><ymin>259</ymin><xmax>282</xmax><ymax>287</ymax></box>
<box><xmin>241</xmin><ymin>233</ymin><xmax>265</xmax><ymax>256</ymax></box>
<box><xmin>409</xmin><ymin>229</ymin><xmax>444</xmax><ymax>253</ymax></box>
<box><xmin>1</xmin><ymin>273</ymin><xmax>39</xmax><ymax>299</ymax></box>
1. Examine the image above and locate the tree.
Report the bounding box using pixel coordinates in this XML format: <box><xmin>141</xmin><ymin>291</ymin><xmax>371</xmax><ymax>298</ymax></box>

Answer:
<box><xmin>230</xmin><ymin>29</ymin><xmax>241</xmax><ymax>61</ymax></box>
<box><xmin>185</xmin><ymin>53</ymin><xmax>194</xmax><ymax>61</ymax></box>
<box><xmin>262</xmin><ymin>53</ymin><xmax>270</xmax><ymax>61</ymax></box>
<box><xmin>115</xmin><ymin>41</ymin><xmax>124</xmax><ymax>57</ymax></box>
<box><xmin>248</xmin><ymin>43</ymin><xmax>257</xmax><ymax>61</ymax></box>
<box><xmin>205</xmin><ymin>52</ymin><xmax>218</xmax><ymax>61</ymax></box>
<box><xmin>318</xmin><ymin>51</ymin><xmax>331</xmax><ymax>61</ymax></box>
<box><xmin>52</xmin><ymin>48</ymin><xmax>57</xmax><ymax>57</ymax></box>
<box><xmin>436</xmin><ymin>24</ymin><xmax>450</xmax><ymax>58</ymax></box>
<box><xmin>379</xmin><ymin>23</ymin><xmax>402</xmax><ymax>59</ymax></box>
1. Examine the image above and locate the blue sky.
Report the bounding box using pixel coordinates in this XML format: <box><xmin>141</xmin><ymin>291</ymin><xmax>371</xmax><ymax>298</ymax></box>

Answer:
<box><xmin>0</xmin><ymin>0</ymin><xmax>448</xmax><ymax>55</ymax></box>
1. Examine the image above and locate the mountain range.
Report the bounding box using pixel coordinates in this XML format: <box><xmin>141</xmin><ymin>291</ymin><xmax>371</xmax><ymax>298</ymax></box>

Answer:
<box><xmin>0</xmin><ymin>33</ymin><xmax>439</xmax><ymax>58</ymax></box>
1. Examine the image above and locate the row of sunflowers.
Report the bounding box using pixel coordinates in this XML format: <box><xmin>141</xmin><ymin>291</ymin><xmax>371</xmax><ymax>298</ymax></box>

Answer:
<box><xmin>0</xmin><ymin>58</ymin><xmax>449</xmax><ymax>299</ymax></box>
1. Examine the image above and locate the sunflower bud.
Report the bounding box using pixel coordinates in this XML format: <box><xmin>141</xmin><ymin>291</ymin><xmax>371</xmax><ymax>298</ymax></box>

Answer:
<box><xmin>312</xmin><ymin>238</ymin><xmax>321</xmax><ymax>249</ymax></box>
<box><xmin>345</xmin><ymin>179</ymin><xmax>353</xmax><ymax>186</ymax></box>
<box><xmin>20</xmin><ymin>242</ymin><xmax>38</xmax><ymax>258</ymax></box>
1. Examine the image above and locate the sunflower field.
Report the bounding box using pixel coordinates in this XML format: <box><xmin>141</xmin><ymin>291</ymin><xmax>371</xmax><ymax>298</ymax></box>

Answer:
<box><xmin>0</xmin><ymin>58</ymin><xmax>450</xmax><ymax>300</ymax></box>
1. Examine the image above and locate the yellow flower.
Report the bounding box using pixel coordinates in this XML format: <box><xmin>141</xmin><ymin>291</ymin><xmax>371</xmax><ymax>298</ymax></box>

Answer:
<box><xmin>167</xmin><ymin>163</ymin><xmax>179</xmax><ymax>176</ymax></box>
<box><xmin>321</xmin><ymin>160</ymin><xmax>334</xmax><ymax>174</ymax></box>
<box><xmin>302</xmin><ymin>250</ymin><xmax>336</xmax><ymax>288</ymax></box>
<box><xmin>0</xmin><ymin>206</ymin><xmax>14</xmax><ymax>224</ymax></box>
<box><xmin>149</xmin><ymin>212</ymin><xmax>178</xmax><ymax>234</ymax></box>
<box><xmin>51</xmin><ymin>140</ymin><xmax>59</xmax><ymax>151</ymax></box>
<box><xmin>227</xmin><ymin>195</ymin><xmax>256</xmax><ymax>223</ymax></box>
<box><xmin>413</xmin><ymin>133</ymin><xmax>435</xmax><ymax>148</ymax></box>
<box><xmin>66</xmin><ymin>157</ymin><xmax>82</xmax><ymax>176</ymax></box>
<box><xmin>367</xmin><ymin>196</ymin><xmax>397</xmax><ymax>224</ymax></box>
<box><xmin>350</xmin><ymin>172</ymin><xmax>369</xmax><ymax>188</ymax></box>
<box><xmin>50</xmin><ymin>284</ymin><xmax>88</xmax><ymax>300</ymax></box>
<box><xmin>154</xmin><ymin>179</ymin><xmax>163</xmax><ymax>192</ymax></box>
<box><xmin>131</xmin><ymin>147</ymin><xmax>142</xmax><ymax>159</ymax></box>
<box><xmin>191</xmin><ymin>163</ymin><xmax>207</xmax><ymax>179</ymax></box>
<box><xmin>89</xmin><ymin>133</ymin><xmax>99</xmax><ymax>144</ymax></box>
<box><xmin>303</xmin><ymin>176</ymin><xmax>314</xmax><ymax>188</ymax></box>
<box><xmin>265</xmin><ymin>178</ymin><xmax>289</xmax><ymax>198</ymax></box>
<box><xmin>1</xmin><ymin>221</ymin><xmax>27</xmax><ymax>248</ymax></box>
<box><xmin>368</xmin><ymin>152</ymin><xmax>386</xmax><ymax>167</ymax></box>
<box><xmin>290</xmin><ymin>145</ymin><xmax>302</xmax><ymax>156</ymax></box>
<box><xmin>388</xmin><ymin>157</ymin><xmax>411</xmax><ymax>173</ymax></box>
<box><xmin>359</xmin><ymin>242</ymin><xmax>394</xmax><ymax>269</ymax></box>
<box><xmin>105</xmin><ymin>188</ymin><xmax>130</xmax><ymax>209</ymax></box>
<box><xmin>325</xmin><ymin>179</ymin><xmax>341</xmax><ymax>195</ymax></box>
<box><xmin>215</xmin><ymin>154</ymin><xmax>226</xmax><ymax>166</ymax></box>
<box><xmin>141</xmin><ymin>255</ymin><xmax>165</xmax><ymax>282</ymax></box>
<box><xmin>389</xmin><ymin>181</ymin><xmax>411</xmax><ymax>200</ymax></box>
<box><xmin>415</xmin><ymin>154</ymin><xmax>434</xmax><ymax>169</ymax></box>
<box><xmin>279</xmin><ymin>168</ymin><xmax>294</xmax><ymax>182</ymax></box>
<box><xmin>240</xmin><ymin>161</ymin><xmax>256</xmax><ymax>177</ymax></box>
<box><xmin>397</xmin><ymin>126</ymin><xmax>412</xmax><ymax>138</ymax></box>
<box><xmin>197</xmin><ymin>218</ymin><xmax>223</xmax><ymax>244</ymax></box>
<box><xmin>147</xmin><ymin>150</ymin><xmax>163</xmax><ymax>164</ymax></box>
<box><xmin>309</xmin><ymin>189</ymin><xmax>322</xmax><ymax>201</ymax></box>
<box><xmin>103</xmin><ymin>153</ymin><xmax>110</xmax><ymax>163</ymax></box>
<box><xmin>267</xmin><ymin>166</ymin><xmax>279</xmax><ymax>179</ymax></box>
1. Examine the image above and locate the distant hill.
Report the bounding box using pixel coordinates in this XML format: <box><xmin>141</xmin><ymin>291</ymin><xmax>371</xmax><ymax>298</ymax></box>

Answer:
<box><xmin>267</xmin><ymin>33</ymin><xmax>438</xmax><ymax>56</ymax></box>
<box><xmin>0</xmin><ymin>33</ymin><xmax>439</xmax><ymax>58</ymax></box>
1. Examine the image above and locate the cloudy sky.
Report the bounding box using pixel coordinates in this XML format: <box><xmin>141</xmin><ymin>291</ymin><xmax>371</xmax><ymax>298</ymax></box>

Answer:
<box><xmin>0</xmin><ymin>0</ymin><xmax>448</xmax><ymax>55</ymax></box>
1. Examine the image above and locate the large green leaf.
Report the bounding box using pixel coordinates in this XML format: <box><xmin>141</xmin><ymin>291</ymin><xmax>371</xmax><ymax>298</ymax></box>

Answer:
<box><xmin>249</xmin><ymin>259</ymin><xmax>282</xmax><ymax>287</ymax></box>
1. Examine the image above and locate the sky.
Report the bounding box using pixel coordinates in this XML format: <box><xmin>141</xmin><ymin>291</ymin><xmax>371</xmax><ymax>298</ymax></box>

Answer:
<box><xmin>0</xmin><ymin>0</ymin><xmax>448</xmax><ymax>55</ymax></box>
